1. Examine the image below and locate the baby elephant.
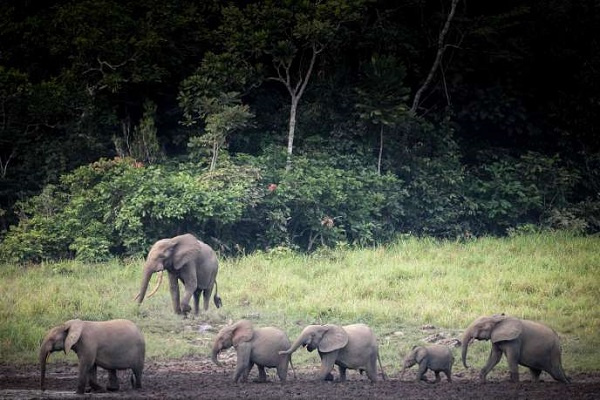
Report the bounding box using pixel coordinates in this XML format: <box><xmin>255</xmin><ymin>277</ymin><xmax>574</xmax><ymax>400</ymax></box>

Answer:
<box><xmin>401</xmin><ymin>344</ymin><xmax>454</xmax><ymax>383</ymax></box>
<box><xmin>40</xmin><ymin>319</ymin><xmax>145</xmax><ymax>394</ymax></box>
<box><xmin>212</xmin><ymin>319</ymin><xmax>293</xmax><ymax>383</ymax></box>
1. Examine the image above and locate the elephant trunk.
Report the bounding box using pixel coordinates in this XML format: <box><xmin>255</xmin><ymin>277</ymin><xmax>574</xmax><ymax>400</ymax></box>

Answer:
<box><xmin>280</xmin><ymin>333</ymin><xmax>308</xmax><ymax>355</ymax></box>
<box><xmin>39</xmin><ymin>341</ymin><xmax>52</xmax><ymax>391</ymax></box>
<box><xmin>461</xmin><ymin>328</ymin><xmax>475</xmax><ymax>369</ymax></box>
<box><xmin>211</xmin><ymin>342</ymin><xmax>223</xmax><ymax>367</ymax></box>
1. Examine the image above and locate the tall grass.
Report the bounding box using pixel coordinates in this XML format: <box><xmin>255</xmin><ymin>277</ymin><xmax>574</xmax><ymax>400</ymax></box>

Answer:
<box><xmin>1</xmin><ymin>232</ymin><xmax>598</xmax><ymax>375</ymax></box>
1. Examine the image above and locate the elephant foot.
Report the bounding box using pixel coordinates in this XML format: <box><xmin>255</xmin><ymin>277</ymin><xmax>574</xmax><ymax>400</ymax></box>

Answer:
<box><xmin>324</xmin><ymin>373</ymin><xmax>334</xmax><ymax>381</ymax></box>
<box><xmin>509</xmin><ymin>372</ymin><xmax>520</xmax><ymax>383</ymax></box>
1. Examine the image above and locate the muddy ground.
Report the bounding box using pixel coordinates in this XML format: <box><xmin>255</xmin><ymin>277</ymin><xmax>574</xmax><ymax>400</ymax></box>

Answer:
<box><xmin>1</xmin><ymin>357</ymin><xmax>599</xmax><ymax>399</ymax></box>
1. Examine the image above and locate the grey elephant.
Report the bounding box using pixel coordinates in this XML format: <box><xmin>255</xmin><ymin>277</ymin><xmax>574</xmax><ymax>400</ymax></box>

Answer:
<box><xmin>279</xmin><ymin>323</ymin><xmax>385</xmax><ymax>382</ymax></box>
<box><xmin>401</xmin><ymin>344</ymin><xmax>454</xmax><ymax>383</ymax></box>
<box><xmin>462</xmin><ymin>314</ymin><xmax>569</xmax><ymax>383</ymax></box>
<box><xmin>40</xmin><ymin>319</ymin><xmax>145</xmax><ymax>395</ymax></box>
<box><xmin>135</xmin><ymin>233</ymin><xmax>222</xmax><ymax>315</ymax></box>
<box><xmin>212</xmin><ymin>319</ymin><xmax>294</xmax><ymax>383</ymax></box>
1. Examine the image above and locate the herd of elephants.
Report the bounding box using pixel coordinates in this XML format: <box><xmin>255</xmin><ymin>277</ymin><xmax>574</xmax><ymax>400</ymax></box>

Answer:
<box><xmin>39</xmin><ymin>234</ymin><xmax>570</xmax><ymax>395</ymax></box>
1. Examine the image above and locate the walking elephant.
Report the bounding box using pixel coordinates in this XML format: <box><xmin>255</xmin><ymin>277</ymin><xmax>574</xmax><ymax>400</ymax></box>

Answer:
<box><xmin>279</xmin><ymin>323</ymin><xmax>385</xmax><ymax>382</ymax></box>
<box><xmin>401</xmin><ymin>344</ymin><xmax>454</xmax><ymax>383</ymax></box>
<box><xmin>462</xmin><ymin>314</ymin><xmax>569</xmax><ymax>383</ymax></box>
<box><xmin>212</xmin><ymin>319</ymin><xmax>294</xmax><ymax>383</ymax></box>
<box><xmin>135</xmin><ymin>234</ymin><xmax>222</xmax><ymax>315</ymax></box>
<box><xmin>40</xmin><ymin>319</ymin><xmax>145</xmax><ymax>394</ymax></box>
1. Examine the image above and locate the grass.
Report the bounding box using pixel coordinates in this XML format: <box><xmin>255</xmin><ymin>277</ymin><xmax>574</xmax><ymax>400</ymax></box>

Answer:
<box><xmin>0</xmin><ymin>231</ymin><xmax>598</xmax><ymax>377</ymax></box>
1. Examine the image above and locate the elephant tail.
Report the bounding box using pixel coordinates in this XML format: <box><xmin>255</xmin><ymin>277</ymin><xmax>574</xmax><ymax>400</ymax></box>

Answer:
<box><xmin>289</xmin><ymin>356</ymin><xmax>297</xmax><ymax>380</ymax></box>
<box><xmin>213</xmin><ymin>280</ymin><xmax>223</xmax><ymax>308</ymax></box>
<box><xmin>378</xmin><ymin>352</ymin><xmax>387</xmax><ymax>381</ymax></box>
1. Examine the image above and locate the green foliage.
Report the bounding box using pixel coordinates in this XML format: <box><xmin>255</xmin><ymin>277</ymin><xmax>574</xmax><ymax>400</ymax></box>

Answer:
<box><xmin>466</xmin><ymin>152</ymin><xmax>580</xmax><ymax>234</ymax></box>
<box><xmin>251</xmin><ymin>154</ymin><xmax>406</xmax><ymax>251</ymax></box>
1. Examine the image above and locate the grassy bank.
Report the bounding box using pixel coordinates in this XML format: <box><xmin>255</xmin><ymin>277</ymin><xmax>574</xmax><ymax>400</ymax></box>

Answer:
<box><xmin>0</xmin><ymin>232</ymin><xmax>598</xmax><ymax>375</ymax></box>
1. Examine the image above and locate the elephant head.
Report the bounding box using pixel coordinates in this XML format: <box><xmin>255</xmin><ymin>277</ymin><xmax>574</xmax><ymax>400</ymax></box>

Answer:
<box><xmin>401</xmin><ymin>346</ymin><xmax>426</xmax><ymax>375</ymax></box>
<box><xmin>281</xmin><ymin>324</ymin><xmax>348</xmax><ymax>355</ymax></box>
<box><xmin>40</xmin><ymin>319</ymin><xmax>84</xmax><ymax>391</ymax></box>
<box><xmin>461</xmin><ymin>314</ymin><xmax>522</xmax><ymax>368</ymax></box>
<box><xmin>135</xmin><ymin>238</ymin><xmax>177</xmax><ymax>303</ymax></box>
<box><xmin>212</xmin><ymin>320</ymin><xmax>254</xmax><ymax>367</ymax></box>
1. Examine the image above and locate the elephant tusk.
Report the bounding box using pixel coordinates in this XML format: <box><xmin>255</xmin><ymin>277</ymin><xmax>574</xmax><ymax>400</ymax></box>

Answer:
<box><xmin>146</xmin><ymin>270</ymin><xmax>164</xmax><ymax>299</ymax></box>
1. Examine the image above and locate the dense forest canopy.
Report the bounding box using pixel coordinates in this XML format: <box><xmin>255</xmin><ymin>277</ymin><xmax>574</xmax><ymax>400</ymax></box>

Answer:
<box><xmin>0</xmin><ymin>0</ymin><xmax>598</xmax><ymax>261</ymax></box>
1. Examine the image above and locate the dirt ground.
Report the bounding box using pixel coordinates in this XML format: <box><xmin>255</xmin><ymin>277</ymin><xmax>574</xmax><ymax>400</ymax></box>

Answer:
<box><xmin>1</xmin><ymin>357</ymin><xmax>599</xmax><ymax>400</ymax></box>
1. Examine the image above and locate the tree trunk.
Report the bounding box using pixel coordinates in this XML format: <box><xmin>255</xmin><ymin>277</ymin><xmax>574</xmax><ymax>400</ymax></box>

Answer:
<box><xmin>286</xmin><ymin>98</ymin><xmax>298</xmax><ymax>171</ymax></box>
<box><xmin>377</xmin><ymin>125</ymin><xmax>384</xmax><ymax>175</ymax></box>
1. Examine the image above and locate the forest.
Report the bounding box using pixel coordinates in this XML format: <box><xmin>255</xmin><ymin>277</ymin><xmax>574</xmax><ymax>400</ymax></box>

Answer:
<box><xmin>0</xmin><ymin>0</ymin><xmax>599</xmax><ymax>262</ymax></box>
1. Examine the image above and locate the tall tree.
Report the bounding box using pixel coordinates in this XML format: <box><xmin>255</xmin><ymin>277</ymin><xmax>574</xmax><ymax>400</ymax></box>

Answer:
<box><xmin>217</xmin><ymin>0</ymin><xmax>367</xmax><ymax>169</ymax></box>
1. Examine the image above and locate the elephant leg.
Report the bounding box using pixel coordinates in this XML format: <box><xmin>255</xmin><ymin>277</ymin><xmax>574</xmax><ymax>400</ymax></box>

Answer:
<box><xmin>107</xmin><ymin>370</ymin><xmax>119</xmax><ymax>391</ymax></box>
<box><xmin>256</xmin><ymin>365</ymin><xmax>267</xmax><ymax>383</ymax></box>
<box><xmin>529</xmin><ymin>368</ymin><xmax>542</xmax><ymax>383</ymax></box>
<box><xmin>317</xmin><ymin>353</ymin><xmax>337</xmax><ymax>381</ymax></box>
<box><xmin>338</xmin><ymin>365</ymin><xmax>347</xmax><ymax>382</ymax></box>
<box><xmin>480</xmin><ymin>344</ymin><xmax>503</xmax><ymax>383</ymax></box>
<box><xmin>76</xmin><ymin>362</ymin><xmax>91</xmax><ymax>394</ymax></box>
<box><xmin>167</xmin><ymin>273</ymin><xmax>182</xmax><ymax>314</ymax></box>
<box><xmin>180</xmin><ymin>276</ymin><xmax>197</xmax><ymax>315</ymax></box>
<box><xmin>277</xmin><ymin>357</ymin><xmax>289</xmax><ymax>383</ymax></box>
<box><xmin>504</xmin><ymin>345</ymin><xmax>521</xmax><ymax>383</ymax></box>
<box><xmin>193</xmin><ymin>289</ymin><xmax>201</xmax><ymax>316</ymax></box>
<box><xmin>87</xmin><ymin>364</ymin><xmax>102</xmax><ymax>392</ymax></box>
<box><xmin>433</xmin><ymin>371</ymin><xmax>442</xmax><ymax>383</ymax></box>
<box><xmin>233</xmin><ymin>361</ymin><xmax>249</xmax><ymax>383</ymax></box>
<box><xmin>365</xmin><ymin>355</ymin><xmax>378</xmax><ymax>383</ymax></box>
<box><xmin>416</xmin><ymin>362</ymin><xmax>428</xmax><ymax>382</ymax></box>
<box><xmin>202</xmin><ymin>287</ymin><xmax>212</xmax><ymax>311</ymax></box>
<box><xmin>444</xmin><ymin>369</ymin><xmax>452</xmax><ymax>383</ymax></box>
<box><xmin>548</xmin><ymin>362</ymin><xmax>570</xmax><ymax>383</ymax></box>
<box><xmin>132</xmin><ymin>367</ymin><xmax>143</xmax><ymax>389</ymax></box>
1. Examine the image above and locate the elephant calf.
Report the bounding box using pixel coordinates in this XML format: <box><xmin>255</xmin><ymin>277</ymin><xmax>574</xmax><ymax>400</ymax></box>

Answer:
<box><xmin>212</xmin><ymin>319</ymin><xmax>293</xmax><ymax>383</ymax></box>
<box><xmin>401</xmin><ymin>344</ymin><xmax>454</xmax><ymax>383</ymax></box>
<box><xmin>40</xmin><ymin>319</ymin><xmax>145</xmax><ymax>394</ymax></box>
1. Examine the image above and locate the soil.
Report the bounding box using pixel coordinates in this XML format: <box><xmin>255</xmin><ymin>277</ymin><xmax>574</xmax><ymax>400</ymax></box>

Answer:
<box><xmin>1</xmin><ymin>357</ymin><xmax>599</xmax><ymax>399</ymax></box>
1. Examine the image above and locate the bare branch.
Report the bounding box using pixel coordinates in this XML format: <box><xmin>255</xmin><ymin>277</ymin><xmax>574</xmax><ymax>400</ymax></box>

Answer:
<box><xmin>411</xmin><ymin>0</ymin><xmax>460</xmax><ymax>114</ymax></box>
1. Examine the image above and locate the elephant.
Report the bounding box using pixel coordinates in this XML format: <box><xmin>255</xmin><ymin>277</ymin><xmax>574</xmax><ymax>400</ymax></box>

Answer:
<box><xmin>40</xmin><ymin>319</ymin><xmax>145</xmax><ymax>395</ymax></box>
<box><xmin>279</xmin><ymin>323</ymin><xmax>385</xmax><ymax>382</ymax></box>
<box><xmin>135</xmin><ymin>233</ymin><xmax>222</xmax><ymax>315</ymax></box>
<box><xmin>212</xmin><ymin>319</ymin><xmax>294</xmax><ymax>383</ymax></box>
<box><xmin>401</xmin><ymin>344</ymin><xmax>454</xmax><ymax>383</ymax></box>
<box><xmin>462</xmin><ymin>314</ymin><xmax>570</xmax><ymax>383</ymax></box>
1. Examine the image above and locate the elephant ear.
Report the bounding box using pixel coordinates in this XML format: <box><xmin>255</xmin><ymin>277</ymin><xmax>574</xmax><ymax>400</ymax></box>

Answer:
<box><xmin>415</xmin><ymin>347</ymin><xmax>427</xmax><ymax>363</ymax></box>
<box><xmin>63</xmin><ymin>319</ymin><xmax>84</xmax><ymax>355</ymax></box>
<box><xmin>162</xmin><ymin>239</ymin><xmax>179</xmax><ymax>269</ymax></box>
<box><xmin>491</xmin><ymin>317</ymin><xmax>523</xmax><ymax>343</ymax></box>
<box><xmin>318</xmin><ymin>325</ymin><xmax>349</xmax><ymax>353</ymax></box>
<box><xmin>232</xmin><ymin>320</ymin><xmax>254</xmax><ymax>347</ymax></box>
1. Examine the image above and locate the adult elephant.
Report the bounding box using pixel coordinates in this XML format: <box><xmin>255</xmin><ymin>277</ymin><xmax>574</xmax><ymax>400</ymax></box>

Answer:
<box><xmin>134</xmin><ymin>234</ymin><xmax>222</xmax><ymax>315</ymax></box>
<box><xmin>212</xmin><ymin>319</ymin><xmax>294</xmax><ymax>383</ymax></box>
<box><xmin>462</xmin><ymin>314</ymin><xmax>569</xmax><ymax>383</ymax></box>
<box><xmin>280</xmin><ymin>323</ymin><xmax>385</xmax><ymax>382</ymax></box>
<box><xmin>40</xmin><ymin>319</ymin><xmax>145</xmax><ymax>394</ymax></box>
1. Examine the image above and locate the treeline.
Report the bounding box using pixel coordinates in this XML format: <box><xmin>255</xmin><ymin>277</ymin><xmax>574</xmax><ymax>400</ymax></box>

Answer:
<box><xmin>0</xmin><ymin>0</ymin><xmax>599</xmax><ymax>261</ymax></box>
